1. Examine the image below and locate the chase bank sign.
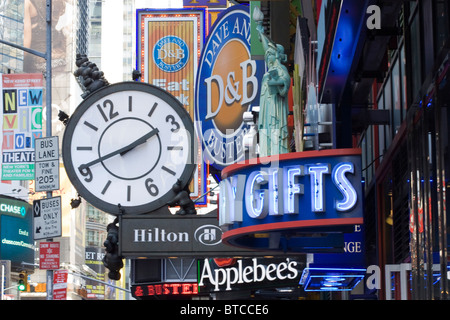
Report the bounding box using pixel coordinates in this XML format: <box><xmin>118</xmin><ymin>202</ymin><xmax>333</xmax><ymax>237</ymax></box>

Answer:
<box><xmin>219</xmin><ymin>149</ymin><xmax>364</xmax><ymax>252</ymax></box>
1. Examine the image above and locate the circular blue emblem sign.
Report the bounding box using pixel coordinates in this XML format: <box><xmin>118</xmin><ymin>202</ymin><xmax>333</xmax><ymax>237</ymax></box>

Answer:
<box><xmin>195</xmin><ymin>5</ymin><xmax>263</xmax><ymax>171</ymax></box>
<box><xmin>153</xmin><ymin>35</ymin><xmax>189</xmax><ymax>73</ymax></box>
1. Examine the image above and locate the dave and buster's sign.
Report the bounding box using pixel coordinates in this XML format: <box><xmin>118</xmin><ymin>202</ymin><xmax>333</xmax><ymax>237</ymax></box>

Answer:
<box><xmin>219</xmin><ymin>149</ymin><xmax>364</xmax><ymax>252</ymax></box>
<box><xmin>195</xmin><ymin>5</ymin><xmax>264</xmax><ymax>170</ymax></box>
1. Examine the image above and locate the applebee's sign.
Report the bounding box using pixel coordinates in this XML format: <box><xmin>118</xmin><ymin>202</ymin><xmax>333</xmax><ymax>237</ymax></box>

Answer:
<box><xmin>198</xmin><ymin>257</ymin><xmax>301</xmax><ymax>292</ymax></box>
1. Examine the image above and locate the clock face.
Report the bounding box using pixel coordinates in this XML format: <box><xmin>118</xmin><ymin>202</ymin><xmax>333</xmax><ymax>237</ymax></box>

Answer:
<box><xmin>62</xmin><ymin>82</ymin><xmax>195</xmax><ymax>215</ymax></box>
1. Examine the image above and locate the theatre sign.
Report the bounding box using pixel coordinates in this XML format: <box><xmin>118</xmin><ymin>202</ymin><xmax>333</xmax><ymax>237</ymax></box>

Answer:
<box><xmin>219</xmin><ymin>149</ymin><xmax>364</xmax><ymax>253</ymax></box>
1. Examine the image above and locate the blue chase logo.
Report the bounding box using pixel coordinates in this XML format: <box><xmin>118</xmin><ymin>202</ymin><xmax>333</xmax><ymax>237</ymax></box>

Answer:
<box><xmin>195</xmin><ymin>5</ymin><xmax>262</xmax><ymax>170</ymax></box>
<box><xmin>153</xmin><ymin>35</ymin><xmax>189</xmax><ymax>72</ymax></box>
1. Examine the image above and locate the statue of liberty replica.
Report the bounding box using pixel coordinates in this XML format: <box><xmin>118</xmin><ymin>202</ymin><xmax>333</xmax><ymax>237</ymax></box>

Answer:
<box><xmin>253</xmin><ymin>7</ymin><xmax>291</xmax><ymax>157</ymax></box>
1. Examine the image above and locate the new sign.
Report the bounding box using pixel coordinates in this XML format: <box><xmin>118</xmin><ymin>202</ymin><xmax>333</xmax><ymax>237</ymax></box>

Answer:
<box><xmin>219</xmin><ymin>149</ymin><xmax>364</xmax><ymax>252</ymax></box>
<box><xmin>1</xmin><ymin>73</ymin><xmax>43</xmax><ymax>180</ymax></box>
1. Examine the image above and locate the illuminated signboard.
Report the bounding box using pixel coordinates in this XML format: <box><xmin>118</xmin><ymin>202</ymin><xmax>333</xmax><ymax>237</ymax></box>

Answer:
<box><xmin>219</xmin><ymin>149</ymin><xmax>363</xmax><ymax>253</ymax></box>
<box><xmin>299</xmin><ymin>267</ymin><xmax>366</xmax><ymax>291</ymax></box>
<box><xmin>132</xmin><ymin>282</ymin><xmax>198</xmax><ymax>298</ymax></box>
<box><xmin>195</xmin><ymin>5</ymin><xmax>264</xmax><ymax>171</ymax></box>
<box><xmin>1</xmin><ymin>73</ymin><xmax>43</xmax><ymax>180</ymax></box>
<box><xmin>299</xmin><ymin>224</ymin><xmax>366</xmax><ymax>292</ymax></box>
<box><xmin>137</xmin><ymin>8</ymin><xmax>207</xmax><ymax>202</ymax></box>
<box><xmin>0</xmin><ymin>196</ymin><xmax>34</xmax><ymax>269</ymax></box>
<box><xmin>119</xmin><ymin>211</ymin><xmax>294</xmax><ymax>257</ymax></box>
<box><xmin>198</xmin><ymin>257</ymin><xmax>304</xmax><ymax>292</ymax></box>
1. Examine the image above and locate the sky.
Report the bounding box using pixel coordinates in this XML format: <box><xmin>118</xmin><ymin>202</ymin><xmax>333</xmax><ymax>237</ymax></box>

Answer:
<box><xmin>135</xmin><ymin>0</ymin><xmax>183</xmax><ymax>9</ymax></box>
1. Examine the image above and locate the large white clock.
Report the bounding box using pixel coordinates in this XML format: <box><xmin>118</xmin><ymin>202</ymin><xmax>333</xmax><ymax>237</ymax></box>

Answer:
<box><xmin>62</xmin><ymin>82</ymin><xmax>195</xmax><ymax>215</ymax></box>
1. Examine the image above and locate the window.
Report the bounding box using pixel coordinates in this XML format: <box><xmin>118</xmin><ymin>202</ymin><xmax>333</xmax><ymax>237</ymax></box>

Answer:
<box><xmin>392</xmin><ymin>57</ymin><xmax>402</xmax><ymax>134</ymax></box>
<box><xmin>434</xmin><ymin>0</ymin><xmax>450</xmax><ymax>56</ymax></box>
<box><xmin>378</xmin><ymin>92</ymin><xmax>385</xmax><ymax>161</ymax></box>
<box><xmin>409</xmin><ymin>12</ymin><xmax>422</xmax><ymax>102</ymax></box>
<box><xmin>400</xmin><ymin>45</ymin><xmax>408</xmax><ymax>113</ymax></box>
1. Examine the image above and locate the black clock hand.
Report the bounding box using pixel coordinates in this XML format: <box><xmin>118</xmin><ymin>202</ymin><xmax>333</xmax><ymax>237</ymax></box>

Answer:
<box><xmin>119</xmin><ymin>127</ymin><xmax>159</xmax><ymax>156</ymax></box>
<box><xmin>78</xmin><ymin>128</ymin><xmax>159</xmax><ymax>172</ymax></box>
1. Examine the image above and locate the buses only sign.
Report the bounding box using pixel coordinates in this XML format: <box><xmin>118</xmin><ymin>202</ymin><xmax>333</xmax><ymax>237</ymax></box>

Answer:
<box><xmin>33</xmin><ymin>196</ymin><xmax>62</xmax><ymax>240</ymax></box>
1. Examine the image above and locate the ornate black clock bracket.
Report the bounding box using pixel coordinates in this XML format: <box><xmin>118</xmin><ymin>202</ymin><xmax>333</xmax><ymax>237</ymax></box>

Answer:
<box><xmin>167</xmin><ymin>179</ymin><xmax>197</xmax><ymax>215</ymax></box>
<box><xmin>74</xmin><ymin>53</ymin><xmax>109</xmax><ymax>99</ymax></box>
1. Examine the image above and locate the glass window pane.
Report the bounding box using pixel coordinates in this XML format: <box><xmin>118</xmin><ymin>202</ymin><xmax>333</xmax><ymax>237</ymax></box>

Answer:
<box><xmin>400</xmin><ymin>45</ymin><xmax>407</xmax><ymax>115</ymax></box>
<box><xmin>378</xmin><ymin>93</ymin><xmax>385</xmax><ymax>161</ymax></box>
<box><xmin>384</xmin><ymin>77</ymin><xmax>392</xmax><ymax>147</ymax></box>
<box><xmin>392</xmin><ymin>58</ymin><xmax>401</xmax><ymax>134</ymax></box>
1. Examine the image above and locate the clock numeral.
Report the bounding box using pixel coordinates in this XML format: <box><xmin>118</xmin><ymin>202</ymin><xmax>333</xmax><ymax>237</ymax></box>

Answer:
<box><xmin>168</xmin><ymin>146</ymin><xmax>183</xmax><ymax>151</ymax></box>
<box><xmin>84</xmin><ymin>121</ymin><xmax>98</xmax><ymax>132</ymax></box>
<box><xmin>166</xmin><ymin>115</ymin><xmax>180</xmax><ymax>133</ymax></box>
<box><xmin>97</xmin><ymin>99</ymin><xmax>119</xmax><ymax>122</ymax></box>
<box><xmin>101</xmin><ymin>180</ymin><xmax>112</xmax><ymax>195</ymax></box>
<box><xmin>162</xmin><ymin>166</ymin><xmax>176</xmax><ymax>176</ymax></box>
<box><xmin>127</xmin><ymin>185</ymin><xmax>131</xmax><ymax>201</ymax></box>
<box><xmin>79</xmin><ymin>166</ymin><xmax>93</xmax><ymax>182</ymax></box>
<box><xmin>148</xmin><ymin>102</ymin><xmax>158</xmax><ymax>117</ymax></box>
<box><xmin>77</xmin><ymin>146</ymin><xmax>92</xmax><ymax>151</ymax></box>
<box><xmin>145</xmin><ymin>178</ymin><xmax>159</xmax><ymax>196</ymax></box>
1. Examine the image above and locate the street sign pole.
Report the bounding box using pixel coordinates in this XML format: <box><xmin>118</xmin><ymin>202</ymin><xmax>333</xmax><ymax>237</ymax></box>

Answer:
<box><xmin>45</xmin><ymin>0</ymin><xmax>53</xmax><ymax>301</ymax></box>
<box><xmin>0</xmin><ymin>0</ymin><xmax>53</xmax><ymax>300</ymax></box>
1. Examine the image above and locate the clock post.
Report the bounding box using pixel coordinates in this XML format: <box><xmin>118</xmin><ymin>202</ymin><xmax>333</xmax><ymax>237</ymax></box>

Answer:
<box><xmin>44</xmin><ymin>0</ymin><xmax>53</xmax><ymax>301</ymax></box>
<box><xmin>63</xmin><ymin>62</ymin><xmax>197</xmax><ymax>280</ymax></box>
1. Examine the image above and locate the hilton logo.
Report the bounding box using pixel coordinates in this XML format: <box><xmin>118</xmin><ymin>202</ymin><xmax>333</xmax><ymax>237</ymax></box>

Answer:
<box><xmin>194</xmin><ymin>225</ymin><xmax>222</xmax><ymax>246</ymax></box>
<box><xmin>133</xmin><ymin>225</ymin><xmax>222</xmax><ymax>246</ymax></box>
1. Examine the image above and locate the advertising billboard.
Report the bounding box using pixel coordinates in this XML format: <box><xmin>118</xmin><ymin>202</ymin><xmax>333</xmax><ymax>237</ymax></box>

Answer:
<box><xmin>1</xmin><ymin>73</ymin><xmax>43</xmax><ymax>180</ymax></box>
<box><xmin>195</xmin><ymin>5</ymin><xmax>264</xmax><ymax>172</ymax></box>
<box><xmin>0</xmin><ymin>196</ymin><xmax>34</xmax><ymax>270</ymax></box>
<box><xmin>137</xmin><ymin>8</ymin><xmax>207</xmax><ymax>202</ymax></box>
<box><xmin>198</xmin><ymin>257</ymin><xmax>304</xmax><ymax>292</ymax></box>
<box><xmin>219</xmin><ymin>148</ymin><xmax>364</xmax><ymax>253</ymax></box>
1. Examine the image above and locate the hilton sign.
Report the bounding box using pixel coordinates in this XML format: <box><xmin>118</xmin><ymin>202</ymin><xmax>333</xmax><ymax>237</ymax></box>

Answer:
<box><xmin>119</xmin><ymin>211</ymin><xmax>299</xmax><ymax>258</ymax></box>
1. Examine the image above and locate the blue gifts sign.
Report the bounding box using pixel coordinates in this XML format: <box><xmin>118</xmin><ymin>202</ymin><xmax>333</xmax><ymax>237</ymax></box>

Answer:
<box><xmin>219</xmin><ymin>149</ymin><xmax>364</xmax><ymax>253</ymax></box>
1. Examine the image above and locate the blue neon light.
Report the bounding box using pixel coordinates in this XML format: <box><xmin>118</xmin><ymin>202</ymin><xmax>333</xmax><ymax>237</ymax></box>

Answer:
<box><xmin>300</xmin><ymin>267</ymin><xmax>366</xmax><ymax>292</ymax></box>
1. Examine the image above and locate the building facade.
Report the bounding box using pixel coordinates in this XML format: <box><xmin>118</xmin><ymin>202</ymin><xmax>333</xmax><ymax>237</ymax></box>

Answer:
<box><xmin>316</xmin><ymin>0</ymin><xmax>450</xmax><ymax>299</ymax></box>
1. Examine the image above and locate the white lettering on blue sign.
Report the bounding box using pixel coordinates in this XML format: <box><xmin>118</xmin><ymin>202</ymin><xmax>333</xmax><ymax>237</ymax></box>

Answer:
<box><xmin>245</xmin><ymin>171</ymin><xmax>268</xmax><ymax>219</ymax></box>
<box><xmin>219</xmin><ymin>174</ymin><xmax>245</xmax><ymax>225</ymax></box>
<box><xmin>332</xmin><ymin>162</ymin><xmax>358</xmax><ymax>211</ymax></box>
<box><xmin>285</xmin><ymin>166</ymin><xmax>304</xmax><ymax>214</ymax></box>
<box><xmin>307</xmin><ymin>164</ymin><xmax>330</xmax><ymax>213</ymax></box>
<box><xmin>219</xmin><ymin>162</ymin><xmax>358</xmax><ymax>226</ymax></box>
